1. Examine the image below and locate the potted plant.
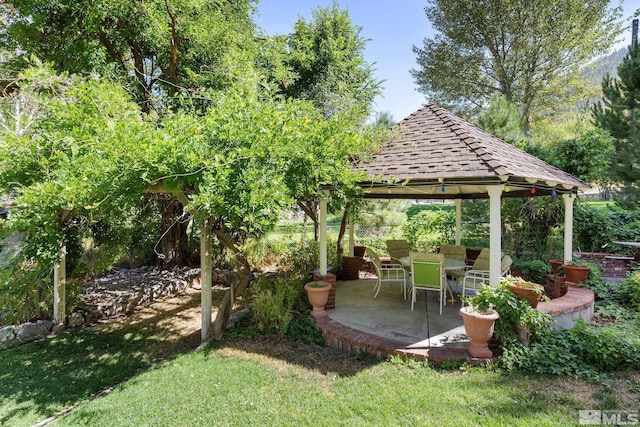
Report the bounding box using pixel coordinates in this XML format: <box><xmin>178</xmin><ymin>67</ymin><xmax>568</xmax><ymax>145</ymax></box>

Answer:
<box><xmin>549</xmin><ymin>259</ymin><xmax>564</xmax><ymax>276</ymax></box>
<box><xmin>460</xmin><ymin>288</ymin><xmax>500</xmax><ymax>358</ymax></box>
<box><xmin>304</xmin><ymin>281</ymin><xmax>332</xmax><ymax>319</ymax></box>
<box><xmin>562</xmin><ymin>260</ymin><xmax>591</xmax><ymax>284</ymax></box>
<box><xmin>502</xmin><ymin>275</ymin><xmax>544</xmax><ymax>308</ymax></box>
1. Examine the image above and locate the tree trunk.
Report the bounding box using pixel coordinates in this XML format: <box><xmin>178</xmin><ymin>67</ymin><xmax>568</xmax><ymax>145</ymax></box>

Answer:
<box><xmin>158</xmin><ymin>199</ymin><xmax>190</xmax><ymax>268</ymax></box>
<box><xmin>336</xmin><ymin>203</ymin><xmax>349</xmax><ymax>259</ymax></box>
<box><xmin>209</xmin><ymin>226</ymin><xmax>251</xmax><ymax>340</ymax></box>
<box><xmin>297</xmin><ymin>200</ymin><xmax>319</xmax><ymax>241</ymax></box>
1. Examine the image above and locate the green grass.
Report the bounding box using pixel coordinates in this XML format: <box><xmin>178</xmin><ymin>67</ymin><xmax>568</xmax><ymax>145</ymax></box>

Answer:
<box><xmin>2</xmin><ymin>324</ymin><xmax>638</xmax><ymax>426</ymax></box>
<box><xmin>0</xmin><ymin>316</ymin><xmax>199</xmax><ymax>426</ymax></box>
<box><xmin>53</xmin><ymin>346</ymin><xmax>589</xmax><ymax>427</ymax></box>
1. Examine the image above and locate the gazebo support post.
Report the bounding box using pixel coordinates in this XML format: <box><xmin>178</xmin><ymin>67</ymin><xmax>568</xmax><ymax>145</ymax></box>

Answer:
<box><xmin>319</xmin><ymin>197</ymin><xmax>328</xmax><ymax>275</ymax></box>
<box><xmin>201</xmin><ymin>217</ymin><xmax>212</xmax><ymax>341</ymax></box>
<box><xmin>488</xmin><ymin>186</ymin><xmax>503</xmax><ymax>286</ymax></box>
<box><xmin>53</xmin><ymin>245</ymin><xmax>66</xmax><ymax>326</ymax></box>
<box><xmin>563</xmin><ymin>194</ymin><xmax>575</xmax><ymax>264</ymax></box>
<box><xmin>348</xmin><ymin>213</ymin><xmax>355</xmax><ymax>257</ymax></box>
<box><xmin>454</xmin><ymin>199</ymin><xmax>462</xmax><ymax>245</ymax></box>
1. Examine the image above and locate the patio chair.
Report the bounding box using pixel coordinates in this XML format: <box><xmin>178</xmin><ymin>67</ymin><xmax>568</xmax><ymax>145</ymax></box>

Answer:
<box><xmin>410</xmin><ymin>252</ymin><xmax>446</xmax><ymax>314</ymax></box>
<box><xmin>367</xmin><ymin>247</ymin><xmax>408</xmax><ymax>299</ymax></box>
<box><xmin>461</xmin><ymin>254</ymin><xmax>513</xmax><ymax>304</ymax></box>
<box><xmin>386</xmin><ymin>239</ymin><xmax>411</xmax><ymax>267</ymax></box>
<box><xmin>439</xmin><ymin>243</ymin><xmax>467</xmax><ymax>263</ymax></box>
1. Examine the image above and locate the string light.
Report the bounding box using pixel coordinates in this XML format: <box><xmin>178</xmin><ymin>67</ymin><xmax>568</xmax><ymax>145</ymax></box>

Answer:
<box><xmin>504</xmin><ymin>184</ymin><xmax>510</xmax><ymax>192</ymax></box>
<box><xmin>569</xmin><ymin>193</ymin><xmax>573</xmax><ymax>198</ymax></box>
<box><xmin>551</xmin><ymin>190</ymin><xmax>557</xmax><ymax>197</ymax></box>
<box><xmin>441</xmin><ymin>185</ymin><xmax>445</xmax><ymax>193</ymax></box>
<box><xmin>531</xmin><ymin>187</ymin><xmax>536</xmax><ymax>194</ymax></box>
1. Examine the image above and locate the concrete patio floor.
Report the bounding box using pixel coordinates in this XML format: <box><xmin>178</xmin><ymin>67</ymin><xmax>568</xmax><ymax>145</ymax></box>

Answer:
<box><xmin>327</xmin><ymin>275</ymin><xmax>470</xmax><ymax>350</ymax></box>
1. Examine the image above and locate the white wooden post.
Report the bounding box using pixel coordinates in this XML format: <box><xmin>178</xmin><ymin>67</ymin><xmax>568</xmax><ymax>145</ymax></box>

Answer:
<box><xmin>455</xmin><ymin>199</ymin><xmax>462</xmax><ymax>245</ymax></box>
<box><xmin>487</xmin><ymin>186</ymin><xmax>503</xmax><ymax>287</ymax></box>
<box><xmin>319</xmin><ymin>198</ymin><xmax>328</xmax><ymax>275</ymax></box>
<box><xmin>53</xmin><ymin>245</ymin><xmax>66</xmax><ymax>325</ymax></box>
<box><xmin>201</xmin><ymin>217</ymin><xmax>212</xmax><ymax>341</ymax></box>
<box><xmin>563</xmin><ymin>194</ymin><xmax>575</xmax><ymax>264</ymax></box>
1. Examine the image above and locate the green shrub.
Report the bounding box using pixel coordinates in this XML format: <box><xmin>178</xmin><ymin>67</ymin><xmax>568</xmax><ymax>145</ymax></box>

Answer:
<box><xmin>566</xmin><ymin>319</ymin><xmax>640</xmax><ymax>372</ymax></box>
<box><xmin>251</xmin><ymin>276</ymin><xmax>305</xmax><ymax>335</ymax></box>
<box><xmin>286</xmin><ymin>314</ymin><xmax>324</xmax><ymax>344</ymax></box>
<box><xmin>626</xmin><ymin>271</ymin><xmax>640</xmax><ymax>310</ymax></box>
<box><xmin>511</xmin><ymin>258</ymin><xmax>550</xmax><ymax>284</ymax></box>
<box><xmin>402</xmin><ymin>210</ymin><xmax>454</xmax><ymax>253</ymax></box>
<box><xmin>0</xmin><ymin>260</ymin><xmax>51</xmax><ymax>325</ymax></box>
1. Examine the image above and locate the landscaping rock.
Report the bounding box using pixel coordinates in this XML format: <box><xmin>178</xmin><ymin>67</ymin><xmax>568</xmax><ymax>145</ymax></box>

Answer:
<box><xmin>0</xmin><ymin>326</ymin><xmax>15</xmax><ymax>342</ymax></box>
<box><xmin>16</xmin><ymin>322</ymin><xmax>49</xmax><ymax>339</ymax></box>
<box><xmin>68</xmin><ymin>311</ymin><xmax>85</xmax><ymax>328</ymax></box>
<box><xmin>52</xmin><ymin>324</ymin><xmax>66</xmax><ymax>334</ymax></box>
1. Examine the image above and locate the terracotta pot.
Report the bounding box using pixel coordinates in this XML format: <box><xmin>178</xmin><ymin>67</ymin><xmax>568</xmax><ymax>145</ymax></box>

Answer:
<box><xmin>459</xmin><ymin>306</ymin><xmax>500</xmax><ymax>358</ymax></box>
<box><xmin>563</xmin><ymin>265</ymin><xmax>590</xmax><ymax>283</ymax></box>
<box><xmin>304</xmin><ymin>281</ymin><xmax>332</xmax><ymax>319</ymax></box>
<box><xmin>508</xmin><ymin>283</ymin><xmax>542</xmax><ymax>308</ymax></box>
<box><xmin>549</xmin><ymin>259</ymin><xmax>564</xmax><ymax>275</ymax></box>
<box><xmin>354</xmin><ymin>246</ymin><xmax>367</xmax><ymax>257</ymax></box>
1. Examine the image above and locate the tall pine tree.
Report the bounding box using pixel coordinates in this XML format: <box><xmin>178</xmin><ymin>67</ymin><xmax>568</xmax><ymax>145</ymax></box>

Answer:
<box><xmin>593</xmin><ymin>43</ymin><xmax>640</xmax><ymax>208</ymax></box>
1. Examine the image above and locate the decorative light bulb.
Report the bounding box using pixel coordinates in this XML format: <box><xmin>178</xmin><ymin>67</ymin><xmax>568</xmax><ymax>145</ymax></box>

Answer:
<box><xmin>505</xmin><ymin>184</ymin><xmax>510</xmax><ymax>192</ymax></box>
<box><xmin>531</xmin><ymin>187</ymin><xmax>536</xmax><ymax>194</ymax></box>
<box><xmin>551</xmin><ymin>190</ymin><xmax>557</xmax><ymax>197</ymax></box>
<box><xmin>441</xmin><ymin>185</ymin><xmax>445</xmax><ymax>193</ymax></box>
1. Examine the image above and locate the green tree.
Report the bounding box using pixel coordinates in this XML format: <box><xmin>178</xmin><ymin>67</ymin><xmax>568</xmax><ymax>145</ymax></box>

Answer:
<box><xmin>4</xmin><ymin>0</ymin><xmax>257</xmax><ymax>114</ymax></box>
<box><xmin>412</xmin><ymin>0</ymin><xmax>622</xmax><ymax>131</ymax></box>
<box><xmin>3</xmin><ymin>0</ymin><xmax>259</xmax><ymax>266</ymax></box>
<box><xmin>0</xmin><ymin>65</ymin><xmax>377</xmax><ymax>334</ymax></box>
<box><xmin>279</xmin><ymin>2</ymin><xmax>382</xmax><ymax>118</ymax></box>
<box><xmin>593</xmin><ymin>43</ymin><xmax>640</xmax><ymax>208</ymax></box>
<box><xmin>476</xmin><ymin>95</ymin><xmax>526</xmax><ymax>147</ymax></box>
<box><xmin>258</xmin><ymin>3</ymin><xmax>383</xmax><ymax>243</ymax></box>
<box><xmin>549</xmin><ymin>129</ymin><xmax>615</xmax><ymax>191</ymax></box>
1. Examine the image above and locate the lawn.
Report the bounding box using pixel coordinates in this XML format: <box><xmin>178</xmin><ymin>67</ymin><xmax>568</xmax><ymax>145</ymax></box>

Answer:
<box><xmin>2</xmin><ymin>323</ymin><xmax>636</xmax><ymax>427</ymax></box>
<box><xmin>55</xmin><ymin>341</ymin><xmax>588</xmax><ymax>427</ymax></box>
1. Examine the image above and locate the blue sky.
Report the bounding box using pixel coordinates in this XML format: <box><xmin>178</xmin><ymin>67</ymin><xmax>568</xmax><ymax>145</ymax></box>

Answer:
<box><xmin>254</xmin><ymin>1</ymin><xmax>639</xmax><ymax>122</ymax></box>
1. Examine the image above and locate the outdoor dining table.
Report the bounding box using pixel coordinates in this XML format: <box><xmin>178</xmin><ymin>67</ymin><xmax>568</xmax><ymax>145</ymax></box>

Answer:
<box><xmin>398</xmin><ymin>256</ymin><xmax>467</xmax><ymax>302</ymax></box>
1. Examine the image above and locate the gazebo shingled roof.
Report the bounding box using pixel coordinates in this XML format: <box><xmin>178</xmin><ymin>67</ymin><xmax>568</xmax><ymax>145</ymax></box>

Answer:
<box><xmin>355</xmin><ymin>103</ymin><xmax>590</xmax><ymax>199</ymax></box>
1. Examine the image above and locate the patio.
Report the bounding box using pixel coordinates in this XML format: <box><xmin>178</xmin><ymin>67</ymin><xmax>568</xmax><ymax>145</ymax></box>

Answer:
<box><xmin>314</xmin><ymin>273</ymin><xmax>596</xmax><ymax>364</ymax></box>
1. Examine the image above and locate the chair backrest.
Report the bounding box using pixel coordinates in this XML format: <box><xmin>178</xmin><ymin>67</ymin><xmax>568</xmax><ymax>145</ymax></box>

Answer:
<box><xmin>366</xmin><ymin>247</ymin><xmax>383</xmax><ymax>269</ymax></box>
<box><xmin>410</xmin><ymin>251</ymin><xmax>444</xmax><ymax>263</ymax></box>
<box><xmin>439</xmin><ymin>244</ymin><xmax>467</xmax><ymax>262</ymax></box>
<box><xmin>501</xmin><ymin>255</ymin><xmax>513</xmax><ymax>275</ymax></box>
<box><xmin>387</xmin><ymin>240</ymin><xmax>410</xmax><ymax>259</ymax></box>
<box><xmin>411</xmin><ymin>254</ymin><xmax>444</xmax><ymax>288</ymax></box>
<box><xmin>471</xmin><ymin>248</ymin><xmax>491</xmax><ymax>270</ymax></box>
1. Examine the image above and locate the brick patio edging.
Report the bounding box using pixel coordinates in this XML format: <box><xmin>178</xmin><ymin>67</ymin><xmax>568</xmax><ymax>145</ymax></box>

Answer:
<box><xmin>313</xmin><ymin>317</ymin><xmax>497</xmax><ymax>365</ymax></box>
<box><xmin>313</xmin><ymin>285</ymin><xmax>594</xmax><ymax>365</ymax></box>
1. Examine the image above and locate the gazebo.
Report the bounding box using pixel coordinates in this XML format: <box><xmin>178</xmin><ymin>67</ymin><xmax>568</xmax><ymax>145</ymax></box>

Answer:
<box><xmin>316</xmin><ymin>103</ymin><xmax>590</xmax><ymax>286</ymax></box>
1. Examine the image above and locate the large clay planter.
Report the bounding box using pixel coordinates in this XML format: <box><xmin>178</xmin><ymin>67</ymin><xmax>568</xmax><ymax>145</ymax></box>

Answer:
<box><xmin>508</xmin><ymin>283</ymin><xmax>542</xmax><ymax>308</ymax></box>
<box><xmin>549</xmin><ymin>259</ymin><xmax>564</xmax><ymax>275</ymax></box>
<box><xmin>563</xmin><ymin>265</ymin><xmax>591</xmax><ymax>284</ymax></box>
<box><xmin>304</xmin><ymin>281</ymin><xmax>332</xmax><ymax>319</ymax></box>
<box><xmin>459</xmin><ymin>306</ymin><xmax>500</xmax><ymax>358</ymax></box>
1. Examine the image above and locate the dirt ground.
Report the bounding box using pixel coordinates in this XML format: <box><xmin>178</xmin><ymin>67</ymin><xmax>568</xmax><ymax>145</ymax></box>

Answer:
<box><xmin>97</xmin><ymin>284</ymin><xmax>374</xmax><ymax>376</ymax></box>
